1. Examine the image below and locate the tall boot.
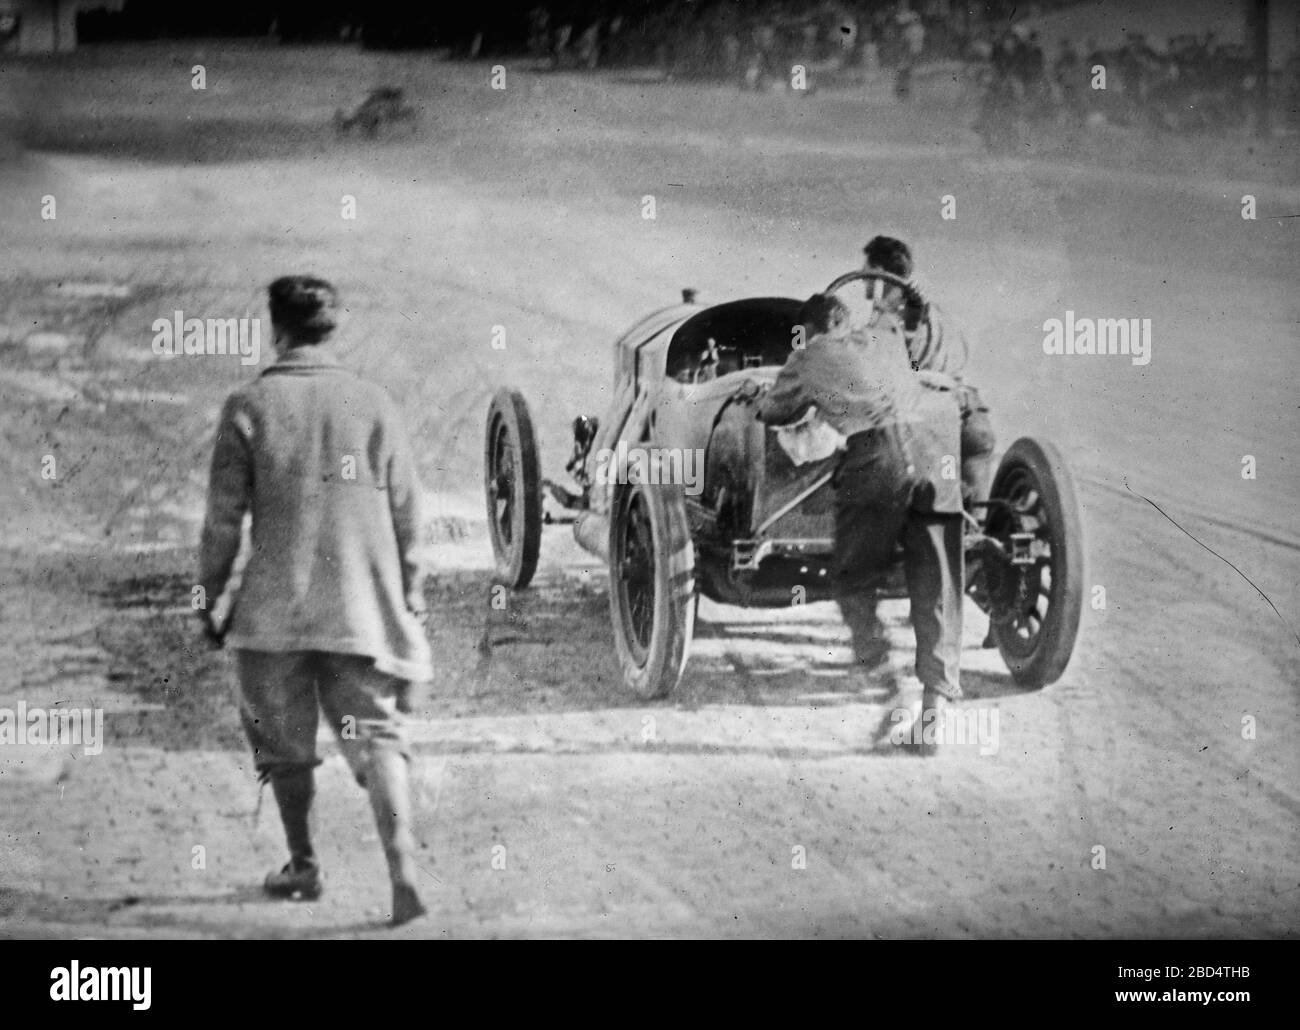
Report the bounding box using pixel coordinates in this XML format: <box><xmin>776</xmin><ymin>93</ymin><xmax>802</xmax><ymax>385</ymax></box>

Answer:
<box><xmin>264</xmin><ymin>766</ymin><xmax>322</xmax><ymax>900</ymax></box>
<box><xmin>365</xmin><ymin>748</ymin><xmax>427</xmax><ymax>926</ymax></box>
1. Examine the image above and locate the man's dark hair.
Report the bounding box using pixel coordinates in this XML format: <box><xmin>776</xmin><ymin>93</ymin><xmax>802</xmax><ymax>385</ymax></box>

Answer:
<box><xmin>797</xmin><ymin>293</ymin><xmax>849</xmax><ymax>338</ymax></box>
<box><xmin>863</xmin><ymin>235</ymin><xmax>914</xmax><ymax>279</ymax></box>
<box><xmin>268</xmin><ymin>275</ymin><xmax>339</xmax><ymax>345</ymax></box>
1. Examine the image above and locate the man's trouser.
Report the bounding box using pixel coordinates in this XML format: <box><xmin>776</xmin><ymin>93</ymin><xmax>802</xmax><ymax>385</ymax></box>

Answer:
<box><xmin>234</xmin><ymin>650</ymin><xmax>410</xmax><ymax>784</ymax></box>
<box><xmin>235</xmin><ymin>650</ymin><xmax>424</xmax><ymax>917</ymax></box>
<box><xmin>832</xmin><ymin>425</ymin><xmax>963</xmax><ymax>699</ymax></box>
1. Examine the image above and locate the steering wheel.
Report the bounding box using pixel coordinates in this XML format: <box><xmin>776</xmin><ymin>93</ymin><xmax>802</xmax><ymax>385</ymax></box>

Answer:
<box><xmin>822</xmin><ymin>268</ymin><xmax>921</xmax><ymax>332</ymax></box>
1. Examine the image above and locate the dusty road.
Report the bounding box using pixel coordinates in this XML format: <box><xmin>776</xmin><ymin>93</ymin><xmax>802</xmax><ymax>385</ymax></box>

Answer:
<box><xmin>0</xmin><ymin>46</ymin><xmax>1296</xmax><ymax>937</ymax></box>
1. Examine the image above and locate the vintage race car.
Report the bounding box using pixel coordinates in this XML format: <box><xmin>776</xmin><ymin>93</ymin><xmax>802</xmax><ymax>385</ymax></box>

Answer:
<box><xmin>484</xmin><ymin>269</ymin><xmax>1084</xmax><ymax>698</ymax></box>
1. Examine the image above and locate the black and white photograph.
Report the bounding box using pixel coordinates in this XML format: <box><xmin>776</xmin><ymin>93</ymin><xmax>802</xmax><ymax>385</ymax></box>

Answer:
<box><xmin>0</xmin><ymin>0</ymin><xmax>1295</xmax><ymax>965</ymax></box>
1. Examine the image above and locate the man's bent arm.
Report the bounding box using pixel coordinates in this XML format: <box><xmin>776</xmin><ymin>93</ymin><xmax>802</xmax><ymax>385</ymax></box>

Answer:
<box><xmin>387</xmin><ymin>415</ymin><xmax>428</xmax><ymax>613</ymax></box>
<box><xmin>756</xmin><ymin>353</ymin><xmax>814</xmax><ymax>426</ymax></box>
<box><xmin>199</xmin><ymin>396</ymin><xmax>252</xmax><ymax>604</ymax></box>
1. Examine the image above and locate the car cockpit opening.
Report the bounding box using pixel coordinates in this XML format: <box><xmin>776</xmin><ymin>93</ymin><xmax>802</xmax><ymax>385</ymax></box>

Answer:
<box><xmin>665</xmin><ymin>297</ymin><xmax>804</xmax><ymax>383</ymax></box>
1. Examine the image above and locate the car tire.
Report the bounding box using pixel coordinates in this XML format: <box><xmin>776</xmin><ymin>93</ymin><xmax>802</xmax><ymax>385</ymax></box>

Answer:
<box><xmin>608</xmin><ymin>456</ymin><xmax>696</xmax><ymax>698</ymax></box>
<box><xmin>484</xmin><ymin>388</ymin><xmax>543</xmax><ymax>589</ymax></box>
<box><xmin>985</xmin><ymin>436</ymin><xmax>1085</xmax><ymax>688</ymax></box>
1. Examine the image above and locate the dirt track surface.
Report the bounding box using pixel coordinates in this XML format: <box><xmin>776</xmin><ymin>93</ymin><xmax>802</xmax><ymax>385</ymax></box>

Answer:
<box><xmin>0</xmin><ymin>46</ymin><xmax>1297</xmax><ymax>938</ymax></box>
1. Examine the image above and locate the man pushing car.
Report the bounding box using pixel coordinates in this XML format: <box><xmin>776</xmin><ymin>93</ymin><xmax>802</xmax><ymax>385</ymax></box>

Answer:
<box><xmin>756</xmin><ymin>292</ymin><xmax>964</xmax><ymax>755</ymax></box>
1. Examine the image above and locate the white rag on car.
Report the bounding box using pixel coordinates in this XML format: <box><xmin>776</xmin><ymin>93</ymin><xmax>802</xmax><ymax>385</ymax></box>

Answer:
<box><xmin>775</xmin><ymin>405</ymin><xmax>846</xmax><ymax>466</ymax></box>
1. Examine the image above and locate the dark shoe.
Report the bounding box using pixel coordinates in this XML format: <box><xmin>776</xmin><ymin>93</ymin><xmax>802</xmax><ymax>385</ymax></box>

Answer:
<box><xmin>366</xmin><ymin>750</ymin><xmax>427</xmax><ymax>926</ymax></box>
<box><xmin>867</xmin><ymin>669</ymin><xmax>922</xmax><ymax>754</ymax></box>
<box><xmin>391</xmin><ymin>883</ymin><xmax>428</xmax><ymax>927</ymax></box>
<box><xmin>907</xmin><ymin>691</ymin><xmax>949</xmax><ymax>758</ymax></box>
<box><xmin>869</xmin><ymin>699</ymin><xmax>917</xmax><ymax>754</ymax></box>
<box><xmin>263</xmin><ymin>859</ymin><xmax>323</xmax><ymax>901</ymax></box>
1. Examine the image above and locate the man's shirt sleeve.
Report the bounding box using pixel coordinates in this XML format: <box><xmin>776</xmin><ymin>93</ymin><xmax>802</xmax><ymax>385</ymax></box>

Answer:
<box><xmin>907</xmin><ymin>295</ymin><xmax>969</xmax><ymax>379</ymax></box>
<box><xmin>199</xmin><ymin>394</ymin><xmax>253</xmax><ymax>604</ymax></box>
<box><xmin>756</xmin><ymin>350</ymin><xmax>815</xmax><ymax>426</ymax></box>
<box><xmin>385</xmin><ymin>404</ymin><xmax>428</xmax><ymax>610</ymax></box>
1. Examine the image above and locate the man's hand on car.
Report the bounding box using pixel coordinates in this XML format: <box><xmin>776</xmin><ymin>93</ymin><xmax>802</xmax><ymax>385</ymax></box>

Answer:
<box><xmin>733</xmin><ymin>378</ymin><xmax>769</xmax><ymax>404</ymax></box>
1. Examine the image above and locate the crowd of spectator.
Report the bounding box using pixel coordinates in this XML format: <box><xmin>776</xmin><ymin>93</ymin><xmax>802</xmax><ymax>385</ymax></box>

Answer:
<box><xmin>524</xmin><ymin>1</ymin><xmax>1022</xmax><ymax>86</ymax></box>
<box><xmin>975</xmin><ymin>27</ymin><xmax>1273</xmax><ymax>144</ymax></box>
<box><xmin>522</xmin><ymin>1</ymin><xmax>1291</xmax><ymax>137</ymax></box>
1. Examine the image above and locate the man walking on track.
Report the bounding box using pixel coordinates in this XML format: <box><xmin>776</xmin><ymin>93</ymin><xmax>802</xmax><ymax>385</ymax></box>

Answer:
<box><xmin>199</xmin><ymin>275</ymin><xmax>433</xmax><ymax>926</ymax></box>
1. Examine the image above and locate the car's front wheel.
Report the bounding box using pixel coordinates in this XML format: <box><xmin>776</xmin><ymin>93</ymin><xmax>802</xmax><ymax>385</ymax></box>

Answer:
<box><xmin>484</xmin><ymin>388</ymin><xmax>542</xmax><ymax>589</ymax></box>
<box><xmin>608</xmin><ymin>458</ymin><xmax>696</xmax><ymax>698</ymax></box>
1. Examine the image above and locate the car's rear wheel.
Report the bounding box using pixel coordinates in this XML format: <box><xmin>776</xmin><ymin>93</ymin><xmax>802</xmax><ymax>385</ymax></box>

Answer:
<box><xmin>484</xmin><ymin>388</ymin><xmax>542</xmax><ymax>589</ymax></box>
<box><xmin>983</xmin><ymin>437</ymin><xmax>1084</xmax><ymax>688</ymax></box>
<box><xmin>608</xmin><ymin>459</ymin><xmax>696</xmax><ymax>698</ymax></box>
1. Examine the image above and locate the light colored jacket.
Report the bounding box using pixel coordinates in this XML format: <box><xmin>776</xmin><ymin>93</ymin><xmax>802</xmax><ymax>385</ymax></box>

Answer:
<box><xmin>904</xmin><ymin>297</ymin><xmax>969</xmax><ymax>380</ymax></box>
<box><xmin>199</xmin><ymin>345</ymin><xmax>433</xmax><ymax>682</ymax></box>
